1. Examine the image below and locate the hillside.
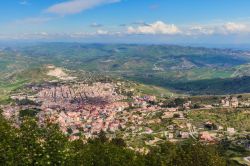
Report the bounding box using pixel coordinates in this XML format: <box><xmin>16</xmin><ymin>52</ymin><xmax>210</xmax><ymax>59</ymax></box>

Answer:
<box><xmin>1</xmin><ymin>43</ymin><xmax>250</xmax><ymax>95</ymax></box>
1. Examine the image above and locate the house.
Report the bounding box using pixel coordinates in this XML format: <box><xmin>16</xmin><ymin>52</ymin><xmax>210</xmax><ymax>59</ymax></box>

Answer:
<box><xmin>218</xmin><ymin>126</ymin><xmax>224</xmax><ymax>130</ymax></box>
<box><xmin>167</xmin><ymin>125</ymin><xmax>174</xmax><ymax>130</ymax></box>
<box><xmin>200</xmin><ymin>131</ymin><xmax>214</xmax><ymax>142</ymax></box>
<box><xmin>144</xmin><ymin>128</ymin><xmax>153</xmax><ymax>134</ymax></box>
<box><xmin>227</xmin><ymin>128</ymin><xmax>236</xmax><ymax>135</ymax></box>
<box><xmin>143</xmin><ymin>95</ymin><xmax>156</xmax><ymax>102</ymax></box>
<box><xmin>221</xmin><ymin>98</ymin><xmax>230</xmax><ymax>107</ymax></box>
<box><xmin>167</xmin><ymin>107</ymin><xmax>178</xmax><ymax>112</ymax></box>
<box><xmin>230</xmin><ymin>97</ymin><xmax>239</xmax><ymax>108</ymax></box>
<box><xmin>168</xmin><ymin>133</ymin><xmax>174</xmax><ymax>139</ymax></box>
<box><xmin>180</xmin><ymin>132</ymin><xmax>190</xmax><ymax>139</ymax></box>
<box><xmin>162</xmin><ymin>112</ymin><xmax>174</xmax><ymax>119</ymax></box>
<box><xmin>221</xmin><ymin>96</ymin><xmax>238</xmax><ymax>108</ymax></box>
<box><xmin>183</xmin><ymin>101</ymin><xmax>192</xmax><ymax>109</ymax></box>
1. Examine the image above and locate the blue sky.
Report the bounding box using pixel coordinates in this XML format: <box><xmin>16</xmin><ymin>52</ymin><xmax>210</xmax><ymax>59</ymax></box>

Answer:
<box><xmin>1</xmin><ymin>0</ymin><xmax>250</xmax><ymax>44</ymax></box>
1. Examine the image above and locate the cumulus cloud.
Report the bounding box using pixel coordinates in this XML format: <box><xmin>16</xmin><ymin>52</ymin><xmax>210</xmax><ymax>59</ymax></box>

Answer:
<box><xmin>223</xmin><ymin>22</ymin><xmax>247</xmax><ymax>33</ymax></box>
<box><xmin>126</xmin><ymin>21</ymin><xmax>250</xmax><ymax>36</ymax></box>
<box><xmin>45</xmin><ymin>0</ymin><xmax>120</xmax><ymax>15</ymax></box>
<box><xmin>186</xmin><ymin>22</ymin><xmax>250</xmax><ymax>36</ymax></box>
<box><xmin>127</xmin><ymin>21</ymin><xmax>181</xmax><ymax>35</ymax></box>
<box><xmin>3</xmin><ymin>19</ymin><xmax>250</xmax><ymax>41</ymax></box>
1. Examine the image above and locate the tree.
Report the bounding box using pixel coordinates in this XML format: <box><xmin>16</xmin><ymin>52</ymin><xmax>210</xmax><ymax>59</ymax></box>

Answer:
<box><xmin>0</xmin><ymin>113</ymin><xmax>227</xmax><ymax>166</ymax></box>
<box><xmin>146</xmin><ymin>141</ymin><xmax>226</xmax><ymax>166</ymax></box>
<box><xmin>192</xmin><ymin>103</ymin><xmax>201</xmax><ymax>109</ymax></box>
<box><xmin>19</xmin><ymin>109</ymin><xmax>40</xmax><ymax>119</ymax></box>
<box><xmin>173</xmin><ymin>141</ymin><xmax>226</xmax><ymax>166</ymax></box>
<box><xmin>0</xmin><ymin>115</ymin><xmax>69</xmax><ymax>165</ymax></box>
<box><xmin>68</xmin><ymin>139</ymin><xmax>145</xmax><ymax>166</ymax></box>
<box><xmin>0</xmin><ymin>111</ymin><xmax>19</xmax><ymax>165</ymax></box>
<box><xmin>173</xmin><ymin>113</ymin><xmax>180</xmax><ymax>118</ymax></box>
<box><xmin>111</xmin><ymin>138</ymin><xmax>126</xmax><ymax>147</ymax></box>
<box><xmin>97</xmin><ymin>130</ymin><xmax>108</xmax><ymax>143</ymax></box>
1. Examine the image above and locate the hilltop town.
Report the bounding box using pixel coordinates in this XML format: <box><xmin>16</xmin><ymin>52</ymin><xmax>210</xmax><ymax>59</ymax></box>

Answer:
<box><xmin>1</xmin><ymin>70</ymin><xmax>250</xmax><ymax>153</ymax></box>
<box><xmin>0</xmin><ymin>63</ymin><xmax>250</xmax><ymax>165</ymax></box>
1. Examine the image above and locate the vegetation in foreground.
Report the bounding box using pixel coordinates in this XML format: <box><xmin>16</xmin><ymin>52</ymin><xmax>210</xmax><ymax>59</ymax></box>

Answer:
<box><xmin>0</xmin><ymin>113</ymin><xmax>228</xmax><ymax>166</ymax></box>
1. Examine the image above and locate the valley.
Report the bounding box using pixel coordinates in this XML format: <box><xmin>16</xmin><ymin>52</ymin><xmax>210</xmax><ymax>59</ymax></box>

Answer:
<box><xmin>1</xmin><ymin>44</ymin><xmax>250</xmax><ymax>165</ymax></box>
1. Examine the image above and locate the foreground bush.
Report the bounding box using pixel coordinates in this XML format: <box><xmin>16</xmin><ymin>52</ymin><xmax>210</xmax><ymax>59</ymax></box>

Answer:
<box><xmin>0</xmin><ymin>114</ymin><xmax>226</xmax><ymax>166</ymax></box>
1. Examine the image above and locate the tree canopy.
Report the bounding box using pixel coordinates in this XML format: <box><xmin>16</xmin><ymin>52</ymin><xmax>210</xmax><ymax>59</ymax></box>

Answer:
<box><xmin>0</xmin><ymin>113</ymin><xmax>227</xmax><ymax>166</ymax></box>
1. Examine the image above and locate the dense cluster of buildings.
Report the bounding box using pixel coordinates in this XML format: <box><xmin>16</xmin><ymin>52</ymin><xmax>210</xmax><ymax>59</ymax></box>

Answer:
<box><xmin>1</xmin><ymin>81</ymin><xmax>249</xmax><ymax>146</ymax></box>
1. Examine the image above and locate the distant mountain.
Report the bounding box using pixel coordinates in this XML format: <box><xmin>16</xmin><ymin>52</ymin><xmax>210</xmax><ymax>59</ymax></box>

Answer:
<box><xmin>2</xmin><ymin>43</ymin><xmax>250</xmax><ymax>95</ymax></box>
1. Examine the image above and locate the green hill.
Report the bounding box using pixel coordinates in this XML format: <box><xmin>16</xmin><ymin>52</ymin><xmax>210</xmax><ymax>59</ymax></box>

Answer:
<box><xmin>2</xmin><ymin>43</ymin><xmax>250</xmax><ymax>95</ymax></box>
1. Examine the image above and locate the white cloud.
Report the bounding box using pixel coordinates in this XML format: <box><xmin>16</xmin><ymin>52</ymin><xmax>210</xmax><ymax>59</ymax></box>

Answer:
<box><xmin>186</xmin><ymin>26</ymin><xmax>216</xmax><ymax>36</ymax></box>
<box><xmin>0</xmin><ymin>31</ymin><xmax>115</xmax><ymax>40</ymax></box>
<box><xmin>45</xmin><ymin>0</ymin><xmax>120</xmax><ymax>15</ymax></box>
<box><xmin>2</xmin><ymin>19</ymin><xmax>250</xmax><ymax>41</ymax></box>
<box><xmin>223</xmin><ymin>22</ymin><xmax>247</xmax><ymax>33</ymax></box>
<box><xmin>186</xmin><ymin>22</ymin><xmax>250</xmax><ymax>36</ymax></box>
<box><xmin>96</xmin><ymin>29</ymin><xmax>109</xmax><ymax>35</ymax></box>
<box><xmin>127</xmin><ymin>21</ymin><xmax>181</xmax><ymax>35</ymax></box>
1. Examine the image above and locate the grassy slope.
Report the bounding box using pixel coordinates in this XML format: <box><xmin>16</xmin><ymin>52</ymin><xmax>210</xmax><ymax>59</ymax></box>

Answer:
<box><xmin>133</xmin><ymin>83</ymin><xmax>181</xmax><ymax>97</ymax></box>
<box><xmin>188</xmin><ymin>108</ymin><xmax>250</xmax><ymax>131</ymax></box>
<box><xmin>0</xmin><ymin>67</ymin><xmax>55</xmax><ymax>102</ymax></box>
